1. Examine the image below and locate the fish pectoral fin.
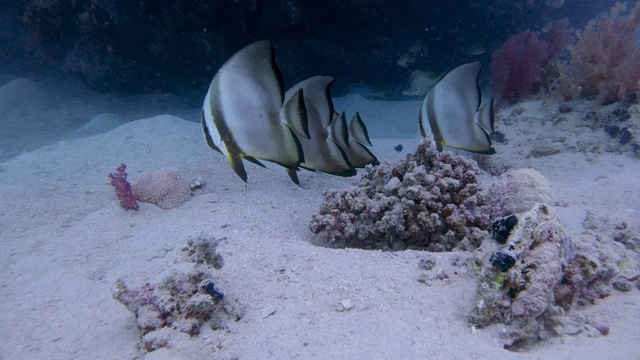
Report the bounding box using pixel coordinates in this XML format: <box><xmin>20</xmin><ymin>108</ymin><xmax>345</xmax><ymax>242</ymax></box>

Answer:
<box><xmin>281</xmin><ymin>89</ymin><xmax>310</xmax><ymax>139</ymax></box>
<box><xmin>227</xmin><ymin>151</ymin><xmax>248</xmax><ymax>182</ymax></box>
<box><xmin>243</xmin><ymin>156</ymin><xmax>267</xmax><ymax>168</ymax></box>
<box><xmin>349</xmin><ymin>112</ymin><xmax>373</xmax><ymax>147</ymax></box>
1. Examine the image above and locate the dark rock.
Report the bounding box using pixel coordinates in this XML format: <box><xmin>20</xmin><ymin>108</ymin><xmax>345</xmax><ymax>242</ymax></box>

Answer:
<box><xmin>203</xmin><ymin>281</ymin><xmax>225</xmax><ymax>301</ymax></box>
<box><xmin>394</xmin><ymin>144</ymin><xmax>403</xmax><ymax>152</ymax></box>
<box><xmin>492</xmin><ymin>215</ymin><xmax>518</xmax><ymax>244</ymax></box>
<box><xmin>612</xmin><ymin>278</ymin><xmax>633</xmax><ymax>292</ymax></box>
<box><xmin>619</xmin><ymin>127</ymin><xmax>633</xmax><ymax>145</ymax></box>
<box><xmin>558</xmin><ymin>103</ymin><xmax>573</xmax><ymax>113</ymax></box>
<box><xmin>490</xmin><ymin>251</ymin><xmax>516</xmax><ymax>272</ymax></box>
<box><xmin>604</xmin><ymin>125</ymin><xmax>620</xmax><ymax>138</ymax></box>
<box><xmin>612</xmin><ymin>107</ymin><xmax>631</xmax><ymax>122</ymax></box>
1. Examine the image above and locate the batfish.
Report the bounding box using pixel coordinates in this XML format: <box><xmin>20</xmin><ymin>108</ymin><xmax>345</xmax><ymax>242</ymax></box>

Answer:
<box><xmin>331</xmin><ymin>111</ymin><xmax>379</xmax><ymax>168</ymax></box>
<box><xmin>418</xmin><ymin>62</ymin><xmax>495</xmax><ymax>154</ymax></box>
<box><xmin>284</xmin><ymin>76</ymin><xmax>356</xmax><ymax>183</ymax></box>
<box><xmin>201</xmin><ymin>40</ymin><xmax>309</xmax><ymax>182</ymax></box>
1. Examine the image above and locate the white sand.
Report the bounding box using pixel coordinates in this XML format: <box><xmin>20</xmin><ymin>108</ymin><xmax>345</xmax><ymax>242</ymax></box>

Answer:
<box><xmin>1</xmin><ymin>78</ymin><xmax>639</xmax><ymax>359</ymax></box>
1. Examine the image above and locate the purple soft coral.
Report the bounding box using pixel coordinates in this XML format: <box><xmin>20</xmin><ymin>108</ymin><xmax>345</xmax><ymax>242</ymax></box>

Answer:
<box><xmin>108</xmin><ymin>163</ymin><xmax>139</xmax><ymax>211</ymax></box>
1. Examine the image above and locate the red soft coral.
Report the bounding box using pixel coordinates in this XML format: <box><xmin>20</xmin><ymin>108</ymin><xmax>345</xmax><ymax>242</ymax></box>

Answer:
<box><xmin>490</xmin><ymin>19</ymin><xmax>573</xmax><ymax>101</ymax></box>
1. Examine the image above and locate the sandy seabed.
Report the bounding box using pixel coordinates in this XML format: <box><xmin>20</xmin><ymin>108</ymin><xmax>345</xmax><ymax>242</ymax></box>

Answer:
<box><xmin>1</xmin><ymin>77</ymin><xmax>639</xmax><ymax>360</ymax></box>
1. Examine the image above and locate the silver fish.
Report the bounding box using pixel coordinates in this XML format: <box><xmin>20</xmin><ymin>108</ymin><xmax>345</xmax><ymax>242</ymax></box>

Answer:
<box><xmin>419</xmin><ymin>62</ymin><xmax>495</xmax><ymax>154</ymax></box>
<box><xmin>284</xmin><ymin>76</ymin><xmax>356</xmax><ymax>181</ymax></box>
<box><xmin>201</xmin><ymin>40</ymin><xmax>309</xmax><ymax>182</ymax></box>
<box><xmin>330</xmin><ymin>111</ymin><xmax>379</xmax><ymax>168</ymax></box>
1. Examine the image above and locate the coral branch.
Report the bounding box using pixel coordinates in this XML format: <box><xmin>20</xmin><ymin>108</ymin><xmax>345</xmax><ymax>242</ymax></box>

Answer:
<box><xmin>108</xmin><ymin>163</ymin><xmax>139</xmax><ymax>211</ymax></box>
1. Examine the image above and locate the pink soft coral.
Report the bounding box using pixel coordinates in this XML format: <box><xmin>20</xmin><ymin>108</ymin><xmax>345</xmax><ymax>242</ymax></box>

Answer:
<box><xmin>556</xmin><ymin>1</ymin><xmax>640</xmax><ymax>104</ymax></box>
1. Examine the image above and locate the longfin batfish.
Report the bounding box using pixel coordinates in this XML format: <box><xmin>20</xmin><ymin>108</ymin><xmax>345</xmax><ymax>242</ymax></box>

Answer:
<box><xmin>201</xmin><ymin>40</ymin><xmax>308</xmax><ymax>182</ymax></box>
<box><xmin>284</xmin><ymin>76</ymin><xmax>356</xmax><ymax>180</ymax></box>
<box><xmin>418</xmin><ymin>62</ymin><xmax>495</xmax><ymax>154</ymax></box>
<box><xmin>331</xmin><ymin>111</ymin><xmax>379</xmax><ymax>168</ymax></box>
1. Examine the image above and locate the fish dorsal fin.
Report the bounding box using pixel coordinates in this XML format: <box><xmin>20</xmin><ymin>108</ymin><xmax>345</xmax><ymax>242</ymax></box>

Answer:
<box><xmin>223</xmin><ymin>40</ymin><xmax>284</xmax><ymax>109</ymax></box>
<box><xmin>281</xmin><ymin>89</ymin><xmax>310</xmax><ymax>139</ymax></box>
<box><xmin>285</xmin><ymin>76</ymin><xmax>336</xmax><ymax>129</ymax></box>
<box><xmin>329</xmin><ymin>111</ymin><xmax>350</xmax><ymax>149</ymax></box>
<box><xmin>436</xmin><ymin>62</ymin><xmax>482</xmax><ymax>113</ymax></box>
<box><xmin>348</xmin><ymin>112</ymin><xmax>373</xmax><ymax>147</ymax></box>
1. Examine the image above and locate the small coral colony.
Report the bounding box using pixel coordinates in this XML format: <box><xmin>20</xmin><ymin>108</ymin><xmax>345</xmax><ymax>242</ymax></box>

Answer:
<box><xmin>200</xmin><ymin>41</ymin><xmax>495</xmax><ymax>185</ymax></box>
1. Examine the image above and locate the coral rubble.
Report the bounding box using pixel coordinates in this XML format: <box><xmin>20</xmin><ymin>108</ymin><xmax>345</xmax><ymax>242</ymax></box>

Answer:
<box><xmin>309</xmin><ymin>139</ymin><xmax>490</xmax><ymax>251</ymax></box>
<box><xmin>113</xmin><ymin>234</ymin><xmax>242</xmax><ymax>352</ymax></box>
<box><xmin>470</xmin><ymin>204</ymin><xmax>623</xmax><ymax>349</ymax></box>
<box><xmin>131</xmin><ymin>167</ymin><xmax>191</xmax><ymax>210</ymax></box>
